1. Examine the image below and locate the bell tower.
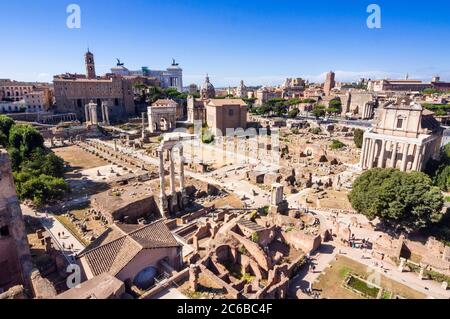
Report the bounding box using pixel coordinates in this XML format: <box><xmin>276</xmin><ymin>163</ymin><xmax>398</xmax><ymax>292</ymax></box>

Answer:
<box><xmin>85</xmin><ymin>49</ymin><xmax>96</xmax><ymax>79</ymax></box>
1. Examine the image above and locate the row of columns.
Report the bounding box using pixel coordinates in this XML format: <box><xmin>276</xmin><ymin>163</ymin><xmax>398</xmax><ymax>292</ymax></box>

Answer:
<box><xmin>360</xmin><ymin>137</ymin><xmax>427</xmax><ymax>172</ymax></box>
<box><xmin>158</xmin><ymin>145</ymin><xmax>186</xmax><ymax>218</ymax></box>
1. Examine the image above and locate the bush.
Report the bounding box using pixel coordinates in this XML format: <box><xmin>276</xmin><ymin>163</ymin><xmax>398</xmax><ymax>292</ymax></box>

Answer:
<box><xmin>309</xmin><ymin>127</ymin><xmax>321</xmax><ymax>135</ymax></box>
<box><xmin>331</xmin><ymin>139</ymin><xmax>345</xmax><ymax>150</ymax></box>
<box><xmin>288</xmin><ymin>108</ymin><xmax>299</xmax><ymax>118</ymax></box>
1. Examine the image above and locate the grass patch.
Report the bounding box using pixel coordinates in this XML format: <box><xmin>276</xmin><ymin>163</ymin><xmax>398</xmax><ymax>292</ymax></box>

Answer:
<box><xmin>314</xmin><ymin>256</ymin><xmax>425</xmax><ymax>299</ymax></box>
<box><xmin>346</xmin><ymin>275</ymin><xmax>380</xmax><ymax>298</ymax></box>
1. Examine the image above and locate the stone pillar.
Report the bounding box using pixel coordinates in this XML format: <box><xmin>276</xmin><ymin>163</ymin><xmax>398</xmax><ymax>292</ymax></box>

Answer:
<box><xmin>178</xmin><ymin>147</ymin><xmax>187</xmax><ymax>206</ymax></box>
<box><xmin>360</xmin><ymin>137</ymin><xmax>368</xmax><ymax>168</ymax></box>
<box><xmin>398</xmin><ymin>257</ymin><xmax>406</xmax><ymax>272</ymax></box>
<box><xmin>158</xmin><ymin>149</ymin><xmax>169</xmax><ymax>217</ymax></box>
<box><xmin>141</xmin><ymin>112</ymin><xmax>146</xmax><ymax>139</ymax></box>
<box><xmin>169</xmin><ymin>150</ymin><xmax>177</xmax><ymax>211</ymax></box>
<box><xmin>88</xmin><ymin>102</ymin><xmax>98</xmax><ymax>125</ymax></box>
<box><xmin>418</xmin><ymin>264</ymin><xmax>426</xmax><ymax>280</ymax></box>
<box><xmin>85</xmin><ymin>104</ymin><xmax>90</xmax><ymax>124</ymax></box>
<box><xmin>189</xmin><ymin>265</ymin><xmax>200</xmax><ymax>291</ymax></box>
<box><xmin>148</xmin><ymin>107</ymin><xmax>154</xmax><ymax>133</ymax></box>
<box><xmin>401</xmin><ymin>143</ymin><xmax>410</xmax><ymax>172</ymax></box>
<box><xmin>368</xmin><ymin>139</ymin><xmax>376</xmax><ymax>169</ymax></box>
<box><xmin>390</xmin><ymin>142</ymin><xmax>398</xmax><ymax>168</ymax></box>
<box><xmin>377</xmin><ymin>139</ymin><xmax>386</xmax><ymax>168</ymax></box>
<box><xmin>167</xmin><ymin>150</ymin><xmax>177</xmax><ymax>195</ymax></box>
<box><xmin>271</xmin><ymin>183</ymin><xmax>284</xmax><ymax>206</ymax></box>
<box><xmin>412</xmin><ymin>145</ymin><xmax>422</xmax><ymax>171</ymax></box>
<box><xmin>101</xmin><ymin>103</ymin><xmax>106</xmax><ymax>124</ymax></box>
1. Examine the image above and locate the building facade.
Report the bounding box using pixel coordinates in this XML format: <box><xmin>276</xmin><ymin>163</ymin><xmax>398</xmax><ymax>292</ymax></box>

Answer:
<box><xmin>206</xmin><ymin>99</ymin><xmax>248</xmax><ymax>136</ymax></box>
<box><xmin>360</xmin><ymin>101</ymin><xmax>443</xmax><ymax>172</ymax></box>
<box><xmin>110</xmin><ymin>59</ymin><xmax>183</xmax><ymax>92</ymax></box>
<box><xmin>53</xmin><ymin>51</ymin><xmax>135</xmax><ymax>122</ymax></box>
<box><xmin>367</xmin><ymin>79</ymin><xmax>431</xmax><ymax>93</ymax></box>
<box><xmin>23</xmin><ymin>88</ymin><xmax>53</xmax><ymax>112</ymax></box>
<box><xmin>0</xmin><ymin>79</ymin><xmax>53</xmax><ymax>112</ymax></box>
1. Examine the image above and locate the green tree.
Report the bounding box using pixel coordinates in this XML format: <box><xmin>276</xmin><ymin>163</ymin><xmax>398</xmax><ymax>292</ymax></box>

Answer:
<box><xmin>353</xmin><ymin>128</ymin><xmax>364</xmax><ymax>149</ymax></box>
<box><xmin>21</xmin><ymin>148</ymin><xmax>66</xmax><ymax>178</ymax></box>
<box><xmin>0</xmin><ymin>131</ymin><xmax>7</xmax><ymax>147</ymax></box>
<box><xmin>0</xmin><ymin>115</ymin><xmax>15</xmax><ymax>139</ymax></box>
<box><xmin>17</xmin><ymin>174</ymin><xmax>68</xmax><ymax>207</ymax></box>
<box><xmin>349</xmin><ymin>168</ymin><xmax>444</xmax><ymax>231</ymax></box>
<box><xmin>329</xmin><ymin>99</ymin><xmax>342</xmax><ymax>113</ymax></box>
<box><xmin>9</xmin><ymin>124</ymin><xmax>44</xmax><ymax>157</ymax></box>
<box><xmin>434</xmin><ymin>165</ymin><xmax>450</xmax><ymax>191</ymax></box>
<box><xmin>312</xmin><ymin>105</ymin><xmax>326</xmax><ymax>118</ymax></box>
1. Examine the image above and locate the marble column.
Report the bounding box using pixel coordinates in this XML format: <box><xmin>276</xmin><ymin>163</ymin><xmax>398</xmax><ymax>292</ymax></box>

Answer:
<box><xmin>85</xmin><ymin>105</ymin><xmax>90</xmax><ymax>123</ymax></box>
<box><xmin>368</xmin><ymin>139</ymin><xmax>376</xmax><ymax>169</ymax></box>
<box><xmin>103</xmin><ymin>103</ymin><xmax>110</xmax><ymax>125</ymax></box>
<box><xmin>360</xmin><ymin>137</ymin><xmax>368</xmax><ymax>168</ymax></box>
<box><xmin>390</xmin><ymin>142</ymin><xmax>398</xmax><ymax>168</ymax></box>
<box><xmin>141</xmin><ymin>112</ymin><xmax>146</xmax><ymax>139</ymax></box>
<box><xmin>158</xmin><ymin>149</ymin><xmax>169</xmax><ymax>217</ymax></box>
<box><xmin>169</xmin><ymin>150</ymin><xmax>176</xmax><ymax>197</ymax></box>
<box><xmin>401</xmin><ymin>143</ymin><xmax>410</xmax><ymax>172</ymax></box>
<box><xmin>179</xmin><ymin>147</ymin><xmax>188</xmax><ymax>206</ymax></box>
<box><xmin>411</xmin><ymin>145</ymin><xmax>421</xmax><ymax>171</ymax></box>
<box><xmin>417</xmin><ymin>144</ymin><xmax>427</xmax><ymax>171</ymax></box>
<box><xmin>158</xmin><ymin>150</ymin><xmax>166</xmax><ymax>199</ymax></box>
<box><xmin>101</xmin><ymin>103</ymin><xmax>106</xmax><ymax>123</ymax></box>
<box><xmin>178</xmin><ymin>147</ymin><xmax>185</xmax><ymax>192</ymax></box>
<box><xmin>377</xmin><ymin>139</ymin><xmax>386</xmax><ymax>168</ymax></box>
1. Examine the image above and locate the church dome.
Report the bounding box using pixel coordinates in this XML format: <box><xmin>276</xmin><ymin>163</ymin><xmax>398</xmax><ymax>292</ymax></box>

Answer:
<box><xmin>200</xmin><ymin>74</ymin><xmax>215</xmax><ymax>99</ymax></box>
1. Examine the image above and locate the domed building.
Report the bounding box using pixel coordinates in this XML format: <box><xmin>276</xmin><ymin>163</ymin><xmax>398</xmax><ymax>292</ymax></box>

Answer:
<box><xmin>200</xmin><ymin>74</ymin><xmax>216</xmax><ymax>99</ymax></box>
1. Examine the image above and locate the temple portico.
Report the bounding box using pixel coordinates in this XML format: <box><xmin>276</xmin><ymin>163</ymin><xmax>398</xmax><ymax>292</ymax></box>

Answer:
<box><xmin>360</xmin><ymin>131</ymin><xmax>438</xmax><ymax>172</ymax></box>
<box><xmin>360</xmin><ymin>101</ymin><xmax>443</xmax><ymax>172</ymax></box>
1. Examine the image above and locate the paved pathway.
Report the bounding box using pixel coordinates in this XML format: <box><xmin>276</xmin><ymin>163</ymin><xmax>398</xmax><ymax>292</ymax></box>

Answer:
<box><xmin>21</xmin><ymin>205</ymin><xmax>85</xmax><ymax>263</ymax></box>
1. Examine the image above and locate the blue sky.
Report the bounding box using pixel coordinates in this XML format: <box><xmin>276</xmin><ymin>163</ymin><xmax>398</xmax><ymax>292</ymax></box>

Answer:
<box><xmin>1</xmin><ymin>0</ymin><xmax>449</xmax><ymax>87</ymax></box>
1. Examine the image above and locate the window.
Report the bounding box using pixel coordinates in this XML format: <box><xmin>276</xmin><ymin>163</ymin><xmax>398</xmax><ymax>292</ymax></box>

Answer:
<box><xmin>396</xmin><ymin>118</ymin><xmax>404</xmax><ymax>129</ymax></box>
<box><xmin>228</xmin><ymin>109</ymin><xmax>234</xmax><ymax>117</ymax></box>
<box><xmin>0</xmin><ymin>226</ymin><xmax>10</xmax><ymax>237</ymax></box>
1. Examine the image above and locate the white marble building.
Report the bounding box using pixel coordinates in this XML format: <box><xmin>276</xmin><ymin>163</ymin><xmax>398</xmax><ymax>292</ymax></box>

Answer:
<box><xmin>360</xmin><ymin>100</ymin><xmax>443</xmax><ymax>172</ymax></box>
